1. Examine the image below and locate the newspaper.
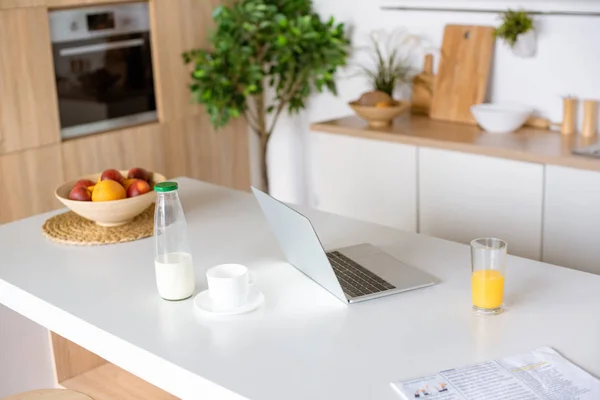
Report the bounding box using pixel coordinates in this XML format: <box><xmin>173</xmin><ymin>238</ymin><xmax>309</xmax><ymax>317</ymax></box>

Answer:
<box><xmin>391</xmin><ymin>347</ymin><xmax>600</xmax><ymax>400</ymax></box>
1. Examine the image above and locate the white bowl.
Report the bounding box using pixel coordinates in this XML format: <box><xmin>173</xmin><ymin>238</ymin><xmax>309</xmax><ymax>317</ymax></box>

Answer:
<box><xmin>471</xmin><ymin>103</ymin><xmax>533</xmax><ymax>134</ymax></box>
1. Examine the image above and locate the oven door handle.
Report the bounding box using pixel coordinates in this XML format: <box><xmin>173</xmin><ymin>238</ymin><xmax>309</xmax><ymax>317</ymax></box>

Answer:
<box><xmin>59</xmin><ymin>38</ymin><xmax>144</xmax><ymax>57</ymax></box>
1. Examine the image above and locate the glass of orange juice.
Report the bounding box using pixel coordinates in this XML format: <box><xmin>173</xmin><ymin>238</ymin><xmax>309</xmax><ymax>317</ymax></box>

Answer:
<box><xmin>471</xmin><ymin>238</ymin><xmax>507</xmax><ymax>316</ymax></box>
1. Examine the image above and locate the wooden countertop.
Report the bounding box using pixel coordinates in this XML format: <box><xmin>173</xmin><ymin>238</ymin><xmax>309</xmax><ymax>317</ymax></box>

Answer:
<box><xmin>311</xmin><ymin>115</ymin><xmax>600</xmax><ymax>172</ymax></box>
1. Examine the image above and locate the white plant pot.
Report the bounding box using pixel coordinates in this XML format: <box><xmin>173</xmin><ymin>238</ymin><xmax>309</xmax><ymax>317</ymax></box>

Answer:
<box><xmin>512</xmin><ymin>30</ymin><xmax>536</xmax><ymax>58</ymax></box>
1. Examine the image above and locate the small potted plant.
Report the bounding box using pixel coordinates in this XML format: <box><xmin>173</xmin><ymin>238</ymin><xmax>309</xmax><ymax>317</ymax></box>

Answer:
<box><xmin>495</xmin><ymin>9</ymin><xmax>535</xmax><ymax>57</ymax></box>
<box><xmin>349</xmin><ymin>29</ymin><xmax>421</xmax><ymax>127</ymax></box>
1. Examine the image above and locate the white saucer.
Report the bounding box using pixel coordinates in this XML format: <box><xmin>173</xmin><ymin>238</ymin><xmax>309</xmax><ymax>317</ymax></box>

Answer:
<box><xmin>193</xmin><ymin>287</ymin><xmax>265</xmax><ymax>316</ymax></box>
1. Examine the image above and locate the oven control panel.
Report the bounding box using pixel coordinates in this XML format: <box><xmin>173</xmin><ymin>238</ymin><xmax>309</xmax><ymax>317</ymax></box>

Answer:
<box><xmin>49</xmin><ymin>3</ymin><xmax>149</xmax><ymax>43</ymax></box>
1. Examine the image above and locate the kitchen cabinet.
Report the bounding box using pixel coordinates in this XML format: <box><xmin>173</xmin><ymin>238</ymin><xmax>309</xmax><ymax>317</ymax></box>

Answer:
<box><xmin>419</xmin><ymin>148</ymin><xmax>544</xmax><ymax>260</ymax></box>
<box><xmin>0</xmin><ymin>145</ymin><xmax>64</xmax><ymax>223</ymax></box>
<box><xmin>1</xmin><ymin>0</ymin><xmax>136</xmax><ymax>7</ymax></box>
<box><xmin>0</xmin><ymin>0</ymin><xmax>250</xmax><ymax>225</ymax></box>
<box><xmin>310</xmin><ymin>132</ymin><xmax>417</xmax><ymax>232</ymax></box>
<box><xmin>61</xmin><ymin>123</ymin><xmax>166</xmax><ymax>181</ymax></box>
<box><xmin>0</xmin><ymin>0</ymin><xmax>44</xmax><ymax>10</ymax></box>
<box><xmin>162</xmin><ymin>113</ymin><xmax>250</xmax><ymax>190</ymax></box>
<box><xmin>543</xmin><ymin>166</ymin><xmax>600</xmax><ymax>275</ymax></box>
<box><xmin>149</xmin><ymin>0</ymin><xmax>216</xmax><ymax>122</ymax></box>
<box><xmin>0</xmin><ymin>6</ymin><xmax>60</xmax><ymax>154</ymax></box>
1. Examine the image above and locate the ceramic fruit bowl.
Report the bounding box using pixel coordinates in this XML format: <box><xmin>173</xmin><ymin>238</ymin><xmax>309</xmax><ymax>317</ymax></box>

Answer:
<box><xmin>55</xmin><ymin>170</ymin><xmax>166</xmax><ymax>227</ymax></box>
<box><xmin>349</xmin><ymin>100</ymin><xmax>410</xmax><ymax>128</ymax></box>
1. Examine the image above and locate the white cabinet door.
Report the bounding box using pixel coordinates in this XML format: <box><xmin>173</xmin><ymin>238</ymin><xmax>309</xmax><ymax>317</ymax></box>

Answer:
<box><xmin>419</xmin><ymin>148</ymin><xmax>544</xmax><ymax>260</ymax></box>
<box><xmin>543</xmin><ymin>166</ymin><xmax>600</xmax><ymax>275</ymax></box>
<box><xmin>310</xmin><ymin>132</ymin><xmax>417</xmax><ymax>232</ymax></box>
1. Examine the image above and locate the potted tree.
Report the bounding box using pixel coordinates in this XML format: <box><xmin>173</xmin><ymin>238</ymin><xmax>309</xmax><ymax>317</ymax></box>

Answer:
<box><xmin>183</xmin><ymin>0</ymin><xmax>349</xmax><ymax>193</ymax></box>
<box><xmin>494</xmin><ymin>9</ymin><xmax>536</xmax><ymax>57</ymax></box>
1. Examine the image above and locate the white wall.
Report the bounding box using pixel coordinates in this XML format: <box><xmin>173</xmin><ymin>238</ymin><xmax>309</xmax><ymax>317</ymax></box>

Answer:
<box><xmin>0</xmin><ymin>305</ymin><xmax>56</xmax><ymax>397</ymax></box>
<box><xmin>267</xmin><ymin>1</ymin><xmax>600</xmax><ymax>204</ymax></box>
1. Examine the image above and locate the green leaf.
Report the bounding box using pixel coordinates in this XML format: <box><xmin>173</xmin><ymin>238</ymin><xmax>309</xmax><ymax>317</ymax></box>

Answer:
<box><xmin>275</xmin><ymin>13</ymin><xmax>287</xmax><ymax>27</ymax></box>
<box><xmin>212</xmin><ymin>6</ymin><xmax>224</xmax><ymax>19</ymax></box>
<box><xmin>494</xmin><ymin>9</ymin><xmax>534</xmax><ymax>46</ymax></box>
<box><xmin>242</xmin><ymin>22</ymin><xmax>256</xmax><ymax>32</ymax></box>
<box><xmin>182</xmin><ymin>0</ymin><xmax>350</xmax><ymax>132</ymax></box>
<box><xmin>277</xmin><ymin>35</ymin><xmax>288</xmax><ymax>46</ymax></box>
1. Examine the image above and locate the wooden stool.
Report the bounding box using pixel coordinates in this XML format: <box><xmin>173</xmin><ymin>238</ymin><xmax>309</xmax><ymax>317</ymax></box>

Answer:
<box><xmin>2</xmin><ymin>389</ymin><xmax>93</xmax><ymax>400</ymax></box>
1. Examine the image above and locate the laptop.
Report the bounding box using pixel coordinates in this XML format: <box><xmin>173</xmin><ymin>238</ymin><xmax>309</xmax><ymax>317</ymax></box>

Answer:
<box><xmin>251</xmin><ymin>187</ymin><xmax>436</xmax><ymax>304</ymax></box>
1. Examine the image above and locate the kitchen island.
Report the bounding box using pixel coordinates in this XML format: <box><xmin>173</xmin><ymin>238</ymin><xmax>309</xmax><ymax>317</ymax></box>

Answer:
<box><xmin>1</xmin><ymin>178</ymin><xmax>599</xmax><ymax>399</ymax></box>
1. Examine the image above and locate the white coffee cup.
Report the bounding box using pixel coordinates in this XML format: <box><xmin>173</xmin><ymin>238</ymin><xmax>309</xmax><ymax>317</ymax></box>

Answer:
<box><xmin>206</xmin><ymin>264</ymin><xmax>254</xmax><ymax>310</ymax></box>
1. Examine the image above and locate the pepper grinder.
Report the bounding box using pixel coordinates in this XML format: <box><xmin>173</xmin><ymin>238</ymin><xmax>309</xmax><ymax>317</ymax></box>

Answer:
<box><xmin>581</xmin><ymin>99</ymin><xmax>597</xmax><ymax>138</ymax></box>
<box><xmin>561</xmin><ymin>97</ymin><xmax>577</xmax><ymax>135</ymax></box>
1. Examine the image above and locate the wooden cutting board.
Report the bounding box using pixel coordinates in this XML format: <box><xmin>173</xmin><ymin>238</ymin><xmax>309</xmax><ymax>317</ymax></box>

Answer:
<box><xmin>430</xmin><ymin>25</ymin><xmax>495</xmax><ymax>125</ymax></box>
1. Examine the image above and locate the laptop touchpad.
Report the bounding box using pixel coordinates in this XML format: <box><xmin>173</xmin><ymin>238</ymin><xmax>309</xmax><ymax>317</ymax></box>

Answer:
<box><xmin>354</xmin><ymin>253</ymin><xmax>436</xmax><ymax>288</ymax></box>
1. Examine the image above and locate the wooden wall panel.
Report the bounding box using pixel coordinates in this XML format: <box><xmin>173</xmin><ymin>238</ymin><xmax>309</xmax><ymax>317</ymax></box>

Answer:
<box><xmin>61</xmin><ymin>363</ymin><xmax>178</xmax><ymax>400</ymax></box>
<box><xmin>149</xmin><ymin>0</ymin><xmax>216</xmax><ymax>122</ymax></box>
<box><xmin>218</xmin><ymin>119</ymin><xmax>252</xmax><ymax>191</ymax></box>
<box><xmin>162</xmin><ymin>114</ymin><xmax>250</xmax><ymax>190</ymax></box>
<box><xmin>61</xmin><ymin>123</ymin><xmax>166</xmax><ymax>181</ymax></box>
<box><xmin>0</xmin><ymin>7</ymin><xmax>60</xmax><ymax>153</ymax></box>
<box><xmin>0</xmin><ymin>145</ymin><xmax>64</xmax><ymax>223</ymax></box>
<box><xmin>50</xmin><ymin>332</ymin><xmax>106</xmax><ymax>382</ymax></box>
<box><xmin>51</xmin><ymin>333</ymin><xmax>178</xmax><ymax>400</ymax></box>
<box><xmin>0</xmin><ymin>0</ymin><xmax>45</xmax><ymax>9</ymax></box>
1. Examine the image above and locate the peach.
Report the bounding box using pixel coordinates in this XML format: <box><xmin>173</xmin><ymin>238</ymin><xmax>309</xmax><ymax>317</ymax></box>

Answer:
<box><xmin>69</xmin><ymin>186</ymin><xmax>92</xmax><ymax>201</ymax></box>
<box><xmin>127</xmin><ymin>167</ymin><xmax>150</xmax><ymax>182</ymax></box>
<box><xmin>73</xmin><ymin>179</ymin><xmax>95</xmax><ymax>189</ymax></box>
<box><xmin>100</xmin><ymin>169</ymin><xmax>124</xmax><ymax>184</ymax></box>
<box><xmin>127</xmin><ymin>179</ymin><xmax>151</xmax><ymax>198</ymax></box>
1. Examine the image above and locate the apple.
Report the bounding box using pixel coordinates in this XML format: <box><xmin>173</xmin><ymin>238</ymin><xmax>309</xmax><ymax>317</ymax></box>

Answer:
<box><xmin>73</xmin><ymin>179</ymin><xmax>95</xmax><ymax>189</ymax></box>
<box><xmin>68</xmin><ymin>186</ymin><xmax>92</xmax><ymax>201</ymax></box>
<box><xmin>127</xmin><ymin>167</ymin><xmax>150</xmax><ymax>182</ymax></box>
<box><xmin>127</xmin><ymin>179</ymin><xmax>151</xmax><ymax>197</ymax></box>
<box><xmin>100</xmin><ymin>169</ymin><xmax>124</xmax><ymax>184</ymax></box>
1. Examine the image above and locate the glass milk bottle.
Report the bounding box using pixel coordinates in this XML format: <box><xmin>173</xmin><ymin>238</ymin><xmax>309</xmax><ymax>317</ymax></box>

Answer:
<box><xmin>154</xmin><ymin>182</ymin><xmax>195</xmax><ymax>300</ymax></box>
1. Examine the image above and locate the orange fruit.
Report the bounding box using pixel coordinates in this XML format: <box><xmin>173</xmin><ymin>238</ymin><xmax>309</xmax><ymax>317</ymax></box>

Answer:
<box><xmin>375</xmin><ymin>101</ymin><xmax>391</xmax><ymax>108</ymax></box>
<box><xmin>91</xmin><ymin>180</ymin><xmax>126</xmax><ymax>202</ymax></box>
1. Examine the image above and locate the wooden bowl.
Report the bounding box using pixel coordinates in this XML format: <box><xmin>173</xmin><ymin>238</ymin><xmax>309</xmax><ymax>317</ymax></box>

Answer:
<box><xmin>349</xmin><ymin>100</ymin><xmax>410</xmax><ymax>128</ymax></box>
<box><xmin>55</xmin><ymin>170</ymin><xmax>166</xmax><ymax>227</ymax></box>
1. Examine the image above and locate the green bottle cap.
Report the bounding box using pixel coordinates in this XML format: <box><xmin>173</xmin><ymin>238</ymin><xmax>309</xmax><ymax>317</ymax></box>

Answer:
<box><xmin>154</xmin><ymin>182</ymin><xmax>179</xmax><ymax>192</ymax></box>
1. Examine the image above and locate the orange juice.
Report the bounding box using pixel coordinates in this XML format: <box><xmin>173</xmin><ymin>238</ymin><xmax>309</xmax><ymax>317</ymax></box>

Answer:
<box><xmin>472</xmin><ymin>269</ymin><xmax>504</xmax><ymax>309</ymax></box>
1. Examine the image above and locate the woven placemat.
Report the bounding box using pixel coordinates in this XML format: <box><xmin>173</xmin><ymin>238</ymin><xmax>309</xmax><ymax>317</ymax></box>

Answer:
<box><xmin>42</xmin><ymin>204</ymin><xmax>154</xmax><ymax>246</ymax></box>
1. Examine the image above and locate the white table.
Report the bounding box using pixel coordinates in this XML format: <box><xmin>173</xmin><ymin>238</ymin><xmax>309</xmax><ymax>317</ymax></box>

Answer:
<box><xmin>1</xmin><ymin>178</ymin><xmax>599</xmax><ymax>400</ymax></box>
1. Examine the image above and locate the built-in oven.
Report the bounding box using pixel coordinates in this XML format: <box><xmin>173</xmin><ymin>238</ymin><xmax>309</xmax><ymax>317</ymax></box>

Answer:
<box><xmin>49</xmin><ymin>3</ymin><xmax>157</xmax><ymax>139</ymax></box>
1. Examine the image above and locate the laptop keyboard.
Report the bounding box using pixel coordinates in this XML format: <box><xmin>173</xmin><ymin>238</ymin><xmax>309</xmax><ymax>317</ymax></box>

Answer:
<box><xmin>326</xmin><ymin>251</ymin><xmax>396</xmax><ymax>298</ymax></box>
